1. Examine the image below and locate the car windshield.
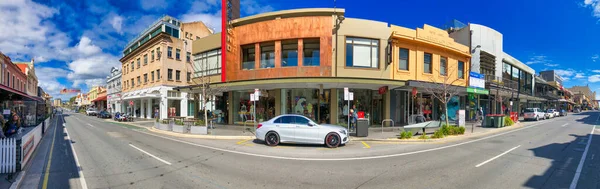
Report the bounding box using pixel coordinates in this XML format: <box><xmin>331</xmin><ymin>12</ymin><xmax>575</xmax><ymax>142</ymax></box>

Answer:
<box><xmin>547</xmin><ymin>110</ymin><xmax>553</xmax><ymax>113</ymax></box>
<box><xmin>524</xmin><ymin>109</ymin><xmax>535</xmax><ymax>113</ymax></box>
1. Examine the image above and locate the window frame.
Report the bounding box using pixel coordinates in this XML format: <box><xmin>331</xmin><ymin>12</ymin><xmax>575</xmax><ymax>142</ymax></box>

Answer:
<box><xmin>398</xmin><ymin>48</ymin><xmax>409</xmax><ymax>71</ymax></box>
<box><xmin>281</xmin><ymin>39</ymin><xmax>299</xmax><ymax>67</ymax></box>
<box><xmin>144</xmin><ymin>54</ymin><xmax>148</xmax><ymax>65</ymax></box>
<box><xmin>144</xmin><ymin>73</ymin><xmax>148</xmax><ymax>84</ymax></box>
<box><xmin>344</xmin><ymin>37</ymin><xmax>380</xmax><ymax>69</ymax></box>
<box><xmin>440</xmin><ymin>56</ymin><xmax>448</xmax><ymax>76</ymax></box>
<box><xmin>423</xmin><ymin>52</ymin><xmax>433</xmax><ymax>74</ymax></box>
<box><xmin>458</xmin><ymin>61</ymin><xmax>465</xmax><ymax>79</ymax></box>
<box><xmin>167</xmin><ymin>46</ymin><xmax>173</xmax><ymax>58</ymax></box>
<box><xmin>168</xmin><ymin>69</ymin><xmax>173</xmax><ymax>81</ymax></box>
<box><xmin>259</xmin><ymin>42</ymin><xmax>275</xmax><ymax>69</ymax></box>
<box><xmin>303</xmin><ymin>38</ymin><xmax>320</xmax><ymax>66</ymax></box>
<box><xmin>176</xmin><ymin>70</ymin><xmax>181</xmax><ymax>81</ymax></box>
<box><xmin>176</xmin><ymin>48</ymin><xmax>181</xmax><ymax>60</ymax></box>
<box><xmin>151</xmin><ymin>71</ymin><xmax>155</xmax><ymax>82</ymax></box>
<box><xmin>241</xmin><ymin>44</ymin><xmax>255</xmax><ymax>70</ymax></box>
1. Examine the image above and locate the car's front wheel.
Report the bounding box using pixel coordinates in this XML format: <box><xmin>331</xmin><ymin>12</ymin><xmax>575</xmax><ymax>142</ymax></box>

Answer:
<box><xmin>265</xmin><ymin>132</ymin><xmax>279</xmax><ymax>146</ymax></box>
<box><xmin>325</xmin><ymin>133</ymin><xmax>341</xmax><ymax>148</ymax></box>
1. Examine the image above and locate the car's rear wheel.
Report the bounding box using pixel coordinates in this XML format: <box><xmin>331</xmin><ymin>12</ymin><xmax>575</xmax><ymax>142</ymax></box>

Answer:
<box><xmin>536</xmin><ymin>116</ymin><xmax>539</xmax><ymax>121</ymax></box>
<box><xmin>265</xmin><ymin>132</ymin><xmax>279</xmax><ymax>146</ymax></box>
<box><xmin>325</xmin><ymin>133</ymin><xmax>341</xmax><ymax>148</ymax></box>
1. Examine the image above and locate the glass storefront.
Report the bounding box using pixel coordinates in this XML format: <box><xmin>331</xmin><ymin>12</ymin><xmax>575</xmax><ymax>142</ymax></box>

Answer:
<box><xmin>233</xmin><ymin>90</ymin><xmax>276</xmax><ymax>123</ymax></box>
<box><xmin>336</xmin><ymin>89</ymin><xmax>383</xmax><ymax>125</ymax></box>
<box><xmin>281</xmin><ymin>89</ymin><xmax>329</xmax><ymax>123</ymax></box>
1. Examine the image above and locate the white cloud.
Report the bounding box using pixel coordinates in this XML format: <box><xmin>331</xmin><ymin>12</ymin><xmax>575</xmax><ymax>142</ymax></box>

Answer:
<box><xmin>75</xmin><ymin>36</ymin><xmax>102</xmax><ymax>56</ymax></box>
<box><xmin>583</xmin><ymin>0</ymin><xmax>600</xmax><ymax>18</ymax></box>
<box><xmin>139</xmin><ymin>0</ymin><xmax>168</xmax><ymax>11</ymax></box>
<box><xmin>0</xmin><ymin>0</ymin><xmax>72</xmax><ymax>63</ymax></box>
<box><xmin>589</xmin><ymin>75</ymin><xmax>600</xmax><ymax>82</ymax></box>
<box><xmin>575</xmin><ymin>73</ymin><xmax>586</xmax><ymax>79</ymax></box>
<box><xmin>110</xmin><ymin>15</ymin><xmax>123</xmax><ymax>34</ymax></box>
<box><xmin>181</xmin><ymin>11</ymin><xmax>222</xmax><ymax>32</ymax></box>
<box><xmin>180</xmin><ymin>0</ymin><xmax>222</xmax><ymax>32</ymax></box>
<box><xmin>525</xmin><ymin>55</ymin><xmax>557</xmax><ymax>67</ymax></box>
<box><xmin>241</xmin><ymin>0</ymin><xmax>274</xmax><ymax>15</ymax></box>
<box><xmin>555</xmin><ymin>69</ymin><xmax>576</xmax><ymax>77</ymax></box>
<box><xmin>593</xmin><ymin>70</ymin><xmax>600</xmax><ymax>73</ymax></box>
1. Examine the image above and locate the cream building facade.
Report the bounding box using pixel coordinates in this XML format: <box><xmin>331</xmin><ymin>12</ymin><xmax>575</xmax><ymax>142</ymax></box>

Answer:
<box><xmin>120</xmin><ymin>15</ymin><xmax>213</xmax><ymax>119</ymax></box>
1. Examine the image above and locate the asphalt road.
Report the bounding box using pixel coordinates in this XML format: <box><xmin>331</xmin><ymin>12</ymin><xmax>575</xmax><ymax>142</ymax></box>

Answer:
<box><xmin>20</xmin><ymin>111</ymin><xmax>600</xmax><ymax>189</ymax></box>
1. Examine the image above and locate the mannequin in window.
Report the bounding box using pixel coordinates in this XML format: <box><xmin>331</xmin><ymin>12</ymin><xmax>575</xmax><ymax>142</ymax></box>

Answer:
<box><xmin>240</xmin><ymin>103</ymin><xmax>247</xmax><ymax>122</ymax></box>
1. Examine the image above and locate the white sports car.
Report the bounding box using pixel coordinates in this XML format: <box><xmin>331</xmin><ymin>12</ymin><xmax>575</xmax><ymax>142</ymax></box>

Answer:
<box><xmin>255</xmin><ymin>114</ymin><xmax>349</xmax><ymax>148</ymax></box>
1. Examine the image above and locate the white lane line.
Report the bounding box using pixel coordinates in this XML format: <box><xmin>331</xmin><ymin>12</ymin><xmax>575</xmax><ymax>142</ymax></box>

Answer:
<box><xmin>475</xmin><ymin>145</ymin><xmax>521</xmax><ymax>167</ymax></box>
<box><xmin>131</xmin><ymin>119</ymin><xmax>553</xmax><ymax>161</ymax></box>
<box><xmin>64</xmin><ymin>117</ymin><xmax>89</xmax><ymax>189</ymax></box>
<box><xmin>87</xmin><ymin>124</ymin><xmax>95</xmax><ymax>128</ymax></box>
<box><xmin>569</xmin><ymin>125</ymin><xmax>596</xmax><ymax>189</ymax></box>
<box><xmin>129</xmin><ymin>144</ymin><xmax>172</xmax><ymax>165</ymax></box>
<box><xmin>562</xmin><ymin>123</ymin><xmax>569</xmax><ymax>127</ymax></box>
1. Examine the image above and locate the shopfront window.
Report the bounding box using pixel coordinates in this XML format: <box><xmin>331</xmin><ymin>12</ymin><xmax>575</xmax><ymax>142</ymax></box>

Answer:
<box><xmin>233</xmin><ymin>90</ymin><xmax>276</xmax><ymax>123</ymax></box>
<box><xmin>337</xmin><ymin>89</ymin><xmax>383</xmax><ymax>125</ymax></box>
<box><xmin>303</xmin><ymin>38</ymin><xmax>320</xmax><ymax>66</ymax></box>
<box><xmin>281</xmin><ymin>89</ymin><xmax>330</xmax><ymax>123</ymax></box>
<box><xmin>281</xmin><ymin>40</ymin><xmax>298</xmax><ymax>67</ymax></box>
<box><xmin>260</xmin><ymin>42</ymin><xmax>275</xmax><ymax>69</ymax></box>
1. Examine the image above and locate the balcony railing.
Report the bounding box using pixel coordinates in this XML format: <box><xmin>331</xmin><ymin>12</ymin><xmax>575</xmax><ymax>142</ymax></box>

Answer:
<box><xmin>485</xmin><ymin>75</ymin><xmax>518</xmax><ymax>90</ymax></box>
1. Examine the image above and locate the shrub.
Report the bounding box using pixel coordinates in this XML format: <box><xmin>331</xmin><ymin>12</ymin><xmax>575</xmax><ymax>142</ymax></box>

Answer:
<box><xmin>447</xmin><ymin>126</ymin><xmax>456</xmax><ymax>135</ymax></box>
<box><xmin>161</xmin><ymin>119</ymin><xmax>169</xmax><ymax>124</ymax></box>
<box><xmin>399</xmin><ymin>131</ymin><xmax>413</xmax><ymax>139</ymax></box>
<box><xmin>504</xmin><ymin>116</ymin><xmax>514</xmax><ymax>126</ymax></box>
<box><xmin>175</xmin><ymin>120</ymin><xmax>184</xmax><ymax>125</ymax></box>
<box><xmin>440</xmin><ymin>125</ymin><xmax>450</xmax><ymax>136</ymax></box>
<box><xmin>418</xmin><ymin>134</ymin><xmax>429</xmax><ymax>139</ymax></box>
<box><xmin>457</xmin><ymin>126</ymin><xmax>466</xmax><ymax>134</ymax></box>
<box><xmin>432</xmin><ymin>130</ymin><xmax>444</xmax><ymax>138</ymax></box>
<box><xmin>194</xmin><ymin>120</ymin><xmax>205</xmax><ymax>126</ymax></box>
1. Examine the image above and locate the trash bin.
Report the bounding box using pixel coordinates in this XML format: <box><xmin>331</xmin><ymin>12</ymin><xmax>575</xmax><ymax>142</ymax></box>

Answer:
<box><xmin>356</xmin><ymin>118</ymin><xmax>369</xmax><ymax>137</ymax></box>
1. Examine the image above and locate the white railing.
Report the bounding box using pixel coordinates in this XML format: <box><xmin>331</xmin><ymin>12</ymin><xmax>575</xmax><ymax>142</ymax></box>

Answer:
<box><xmin>0</xmin><ymin>138</ymin><xmax>16</xmax><ymax>173</ymax></box>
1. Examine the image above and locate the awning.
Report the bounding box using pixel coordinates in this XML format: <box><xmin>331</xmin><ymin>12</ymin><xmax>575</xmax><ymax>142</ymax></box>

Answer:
<box><xmin>91</xmin><ymin>95</ymin><xmax>107</xmax><ymax>102</ymax></box>
<box><xmin>0</xmin><ymin>84</ymin><xmax>38</xmax><ymax>101</ymax></box>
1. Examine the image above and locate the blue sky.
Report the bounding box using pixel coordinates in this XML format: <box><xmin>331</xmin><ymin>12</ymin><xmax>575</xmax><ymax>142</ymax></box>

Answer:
<box><xmin>1</xmin><ymin>0</ymin><xmax>599</xmax><ymax>100</ymax></box>
<box><xmin>262</xmin><ymin>0</ymin><xmax>600</xmax><ymax>98</ymax></box>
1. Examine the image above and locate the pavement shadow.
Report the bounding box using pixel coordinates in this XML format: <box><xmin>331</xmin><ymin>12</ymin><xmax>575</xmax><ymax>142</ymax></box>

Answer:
<box><xmin>574</xmin><ymin>111</ymin><xmax>599</xmax><ymax>125</ymax></box>
<box><xmin>523</xmin><ymin>112</ymin><xmax>598</xmax><ymax>188</ymax></box>
<box><xmin>39</xmin><ymin>113</ymin><xmax>85</xmax><ymax>188</ymax></box>
<box><xmin>250</xmin><ymin>139</ymin><xmax>335</xmax><ymax>148</ymax></box>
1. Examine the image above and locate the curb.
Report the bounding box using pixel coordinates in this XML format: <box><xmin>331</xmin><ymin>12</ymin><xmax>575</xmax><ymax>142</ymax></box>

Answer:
<box><xmin>105</xmin><ymin>119</ymin><xmax>256</xmax><ymax>140</ymax></box>
<box><xmin>148</xmin><ymin>127</ymin><xmax>256</xmax><ymax>140</ymax></box>
<box><xmin>351</xmin><ymin>122</ymin><xmax>526</xmax><ymax>143</ymax></box>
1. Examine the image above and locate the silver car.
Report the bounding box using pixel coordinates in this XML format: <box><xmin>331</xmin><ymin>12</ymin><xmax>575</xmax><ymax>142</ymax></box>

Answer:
<box><xmin>255</xmin><ymin>114</ymin><xmax>349</xmax><ymax>148</ymax></box>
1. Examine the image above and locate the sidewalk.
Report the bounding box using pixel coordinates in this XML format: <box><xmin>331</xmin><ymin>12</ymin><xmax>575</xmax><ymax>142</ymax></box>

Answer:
<box><xmin>107</xmin><ymin>118</ymin><xmax>532</xmax><ymax>142</ymax></box>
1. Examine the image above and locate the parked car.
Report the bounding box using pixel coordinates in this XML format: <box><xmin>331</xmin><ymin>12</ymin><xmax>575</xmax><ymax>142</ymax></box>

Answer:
<box><xmin>559</xmin><ymin>109</ymin><xmax>568</xmax><ymax>116</ymax></box>
<box><xmin>97</xmin><ymin>110</ymin><xmax>111</xmax><ymax>118</ymax></box>
<box><xmin>255</xmin><ymin>114</ymin><xmax>349</xmax><ymax>148</ymax></box>
<box><xmin>545</xmin><ymin>109</ymin><xmax>555</xmax><ymax>119</ymax></box>
<box><xmin>86</xmin><ymin>108</ymin><xmax>98</xmax><ymax>116</ymax></box>
<box><xmin>523</xmin><ymin>108</ymin><xmax>545</xmax><ymax>121</ymax></box>
<box><xmin>548</xmin><ymin>109</ymin><xmax>560</xmax><ymax>117</ymax></box>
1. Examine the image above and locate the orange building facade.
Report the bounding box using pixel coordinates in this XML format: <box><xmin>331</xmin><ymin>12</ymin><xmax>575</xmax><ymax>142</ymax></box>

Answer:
<box><xmin>220</xmin><ymin>8</ymin><xmax>470</xmax><ymax>125</ymax></box>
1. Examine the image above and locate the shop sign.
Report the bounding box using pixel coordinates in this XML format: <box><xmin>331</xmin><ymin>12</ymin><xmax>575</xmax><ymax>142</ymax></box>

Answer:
<box><xmin>466</xmin><ymin>87</ymin><xmax>489</xmax><ymax>95</ymax></box>
<box><xmin>469</xmin><ymin>72</ymin><xmax>485</xmax><ymax>89</ymax></box>
<box><xmin>378</xmin><ymin>86</ymin><xmax>388</xmax><ymax>94</ymax></box>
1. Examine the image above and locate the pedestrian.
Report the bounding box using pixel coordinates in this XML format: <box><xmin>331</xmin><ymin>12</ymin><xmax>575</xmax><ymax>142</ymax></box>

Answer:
<box><xmin>477</xmin><ymin>107</ymin><xmax>484</xmax><ymax>122</ymax></box>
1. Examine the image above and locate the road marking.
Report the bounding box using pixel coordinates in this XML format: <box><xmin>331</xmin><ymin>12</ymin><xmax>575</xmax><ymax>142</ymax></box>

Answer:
<box><xmin>129</xmin><ymin>144</ymin><xmax>172</xmax><ymax>165</ymax></box>
<box><xmin>569</xmin><ymin>125</ymin><xmax>596</xmax><ymax>189</ymax></box>
<box><xmin>41</xmin><ymin>115</ymin><xmax>59</xmax><ymax>189</ymax></box>
<box><xmin>562</xmin><ymin>123</ymin><xmax>569</xmax><ymax>127</ymax></box>
<box><xmin>64</xmin><ymin>119</ymin><xmax>89</xmax><ymax>189</ymax></box>
<box><xmin>236</xmin><ymin>139</ymin><xmax>252</xmax><ymax>145</ymax></box>
<box><xmin>87</xmin><ymin>124</ymin><xmax>95</xmax><ymax>128</ymax></box>
<box><xmin>361</xmin><ymin>141</ymin><xmax>371</xmax><ymax>149</ymax></box>
<box><xmin>475</xmin><ymin>145</ymin><xmax>521</xmax><ymax>167</ymax></box>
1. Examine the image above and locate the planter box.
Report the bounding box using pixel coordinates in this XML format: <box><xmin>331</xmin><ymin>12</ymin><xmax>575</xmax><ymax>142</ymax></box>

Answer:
<box><xmin>157</xmin><ymin>123</ymin><xmax>171</xmax><ymax>131</ymax></box>
<box><xmin>172</xmin><ymin>125</ymin><xmax>187</xmax><ymax>133</ymax></box>
<box><xmin>190</xmin><ymin>126</ymin><xmax>208</xmax><ymax>135</ymax></box>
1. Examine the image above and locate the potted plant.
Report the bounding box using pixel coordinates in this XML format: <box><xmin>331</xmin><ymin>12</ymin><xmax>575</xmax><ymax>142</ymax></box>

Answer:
<box><xmin>190</xmin><ymin>120</ymin><xmax>208</xmax><ymax>135</ymax></box>
<box><xmin>157</xmin><ymin>119</ymin><xmax>171</xmax><ymax>131</ymax></box>
<box><xmin>172</xmin><ymin>120</ymin><xmax>186</xmax><ymax>133</ymax></box>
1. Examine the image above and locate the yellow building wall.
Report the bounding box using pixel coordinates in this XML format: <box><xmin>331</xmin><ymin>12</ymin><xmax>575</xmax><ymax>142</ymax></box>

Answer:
<box><xmin>390</xmin><ymin>24</ymin><xmax>471</xmax><ymax>87</ymax></box>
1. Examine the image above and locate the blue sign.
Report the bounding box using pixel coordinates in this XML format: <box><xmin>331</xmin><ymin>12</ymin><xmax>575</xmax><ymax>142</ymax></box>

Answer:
<box><xmin>469</xmin><ymin>72</ymin><xmax>483</xmax><ymax>79</ymax></box>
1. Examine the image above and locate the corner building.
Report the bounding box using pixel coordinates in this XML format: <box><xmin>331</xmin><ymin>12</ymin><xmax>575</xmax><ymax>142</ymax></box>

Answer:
<box><xmin>120</xmin><ymin>16</ymin><xmax>213</xmax><ymax>119</ymax></box>
<box><xmin>221</xmin><ymin>8</ymin><xmax>470</xmax><ymax>125</ymax></box>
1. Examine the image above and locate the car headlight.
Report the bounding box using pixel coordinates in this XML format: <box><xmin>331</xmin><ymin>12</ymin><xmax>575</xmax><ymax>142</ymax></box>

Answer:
<box><xmin>340</xmin><ymin>129</ymin><xmax>347</xmax><ymax>135</ymax></box>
